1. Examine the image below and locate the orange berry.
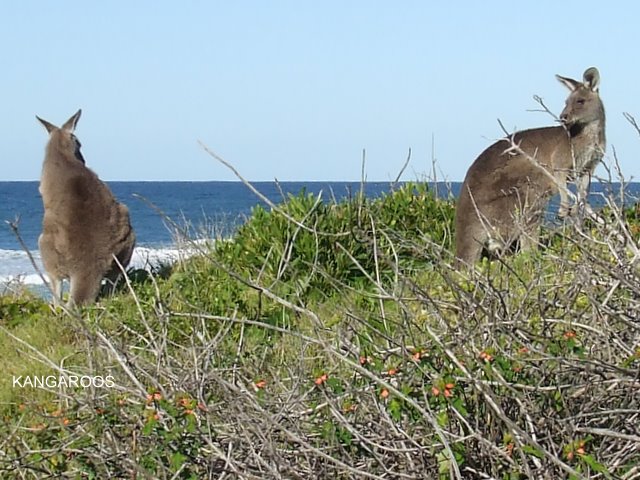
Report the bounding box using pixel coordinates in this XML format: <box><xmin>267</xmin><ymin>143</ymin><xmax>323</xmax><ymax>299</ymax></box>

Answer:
<box><xmin>480</xmin><ymin>351</ymin><xmax>493</xmax><ymax>362</ymax></box>
<box><xmin>445</xmin><ymin>383</ymin><xmax>455</xmax><ymax>390</ymax></box>
<box><xmin>505</xmin><ymin>443</ymin><xmax>514</xmax><ymax>456</ymax></box>
<box><xmin>314</xmin><ymin>374</ymin><xmax>328</xmax><ymax>386</ymax></box>
<box><xmin>444</xmin><ymin>389</ymin><xmax>453</xmax><ymax>398</ymax></box>
<box><xmin>387</xmin><ymin>368</ymin><xmax>398</xmax><ymax>376</ymax></box>
<box><xmin>380</xmin><ymin>388</ymin><xmax>389</xmax><ymax>399</ymax></box>
<box><xmin>431</xmin><ymin>386</ymin><xmax>440</xmax><ymax>396</ymax></box>
<box><xmin>153</xmin><ymin>392</ymin><xmax>162</xmax><ymax>401</ymax></box>
<box><xmin>255</xmin><ymin>379</ymin><xmax>267</xmax><ymax>389</ymax></box>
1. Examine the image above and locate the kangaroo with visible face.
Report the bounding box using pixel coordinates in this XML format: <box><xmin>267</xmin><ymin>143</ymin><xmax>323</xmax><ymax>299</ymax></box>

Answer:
<box><xmin>37</xmin><ymin>109</ymin><xmax>136</xmax><ymax>305</ymax></box>
<box><xmin>454</xmin><ymin>67</ymin><xmax>606</xmax><ymax>266</ymax></box>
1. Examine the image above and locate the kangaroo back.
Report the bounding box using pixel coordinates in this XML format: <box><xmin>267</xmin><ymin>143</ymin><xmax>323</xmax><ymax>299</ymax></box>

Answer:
<box><xmin>38</xmin><ymin>110</ymin><xmax>136</xmax><ymax>305</ymax></box>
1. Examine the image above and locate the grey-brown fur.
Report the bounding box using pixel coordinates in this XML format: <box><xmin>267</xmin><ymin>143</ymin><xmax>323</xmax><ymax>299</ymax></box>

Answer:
<box><xmin>37</xmin><ymin>109</ymin><xmax>135</xmax><ymax>305</ymax></box>
<box><xmin>454</xmin><ymin>67</ymin><xmax>606</xmax><ymax>266</ymax></box>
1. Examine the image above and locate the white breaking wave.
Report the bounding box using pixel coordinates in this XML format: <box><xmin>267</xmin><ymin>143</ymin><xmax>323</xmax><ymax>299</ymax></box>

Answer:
<box><xmin>0</xmin><ymin>249</ymin><xmax>45</xmax><ymax>286</ymax></box>
<box><xmin>0</xmin><ymin>242</ymin><xmax>208</xmax><ymax>287</ymax></box>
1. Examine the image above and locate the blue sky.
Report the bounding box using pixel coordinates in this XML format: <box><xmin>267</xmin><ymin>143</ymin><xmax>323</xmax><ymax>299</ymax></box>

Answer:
<box><xmin>1</xmin><ymin>2</ymin><xmax>639</xmax><ymax>182</ymax></box>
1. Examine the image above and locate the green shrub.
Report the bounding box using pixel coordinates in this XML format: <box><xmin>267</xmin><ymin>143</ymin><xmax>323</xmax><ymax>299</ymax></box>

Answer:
<box><xmin>2</xmin><ymin>185</ymin><xmax>638</xmax><ymax>479</ymax></box>
<box><xmin>211</xmin><ymin>182</ymin><xmax>455</xmax><ymax>302</ymax></box>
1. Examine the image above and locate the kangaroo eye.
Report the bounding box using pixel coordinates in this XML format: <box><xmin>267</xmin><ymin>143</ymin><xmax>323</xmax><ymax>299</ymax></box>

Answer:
<box><xmin>577</xmin><ymin>99</ymin><xmax>586</xmax><ymax>105</ymax></box>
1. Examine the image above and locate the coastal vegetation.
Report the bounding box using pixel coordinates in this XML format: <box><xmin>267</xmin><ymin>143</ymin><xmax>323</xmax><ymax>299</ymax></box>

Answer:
<box><xmin>0</xmin><ymin>174</ymin><xmax>639</xmax><ymax>479</ymax></box>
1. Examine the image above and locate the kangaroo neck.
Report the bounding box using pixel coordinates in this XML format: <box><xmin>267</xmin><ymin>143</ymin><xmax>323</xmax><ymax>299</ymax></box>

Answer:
<box><xmin>567</xmin><ymin>119</ymin><xmax>606</xmax><ymax>175</ymax></box>
<box><xmin>568</xmin><ymin>120</ymin><xmax>606</xmax><ymax>150</ymax></box>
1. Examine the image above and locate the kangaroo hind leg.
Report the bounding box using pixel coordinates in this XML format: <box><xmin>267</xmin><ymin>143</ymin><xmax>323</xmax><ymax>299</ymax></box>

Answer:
<box><xmin>69</xmin><ymin>271</ymin><xmax>103</xmax><ymax>306</ymax></box>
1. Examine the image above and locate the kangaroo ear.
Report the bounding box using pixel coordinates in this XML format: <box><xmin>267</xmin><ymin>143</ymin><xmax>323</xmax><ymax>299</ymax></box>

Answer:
<box><xmin>583</xmin><ymin>67</ymin><xmax>600</xmax><ymax>92</ymax></box>
<box><xmin>36</xmin><ymin>116</ymin><xmax>58</xmax><ymax>134</ymax></box>
<box><xmin>61</xmin><ymin>109</ymin><xmax>82</xmax><ymax>132</ymax></box>
<box><xmin>556</xmin><ymin>74</ymin><xmax>581</xmax><ymax>92</ymax></box>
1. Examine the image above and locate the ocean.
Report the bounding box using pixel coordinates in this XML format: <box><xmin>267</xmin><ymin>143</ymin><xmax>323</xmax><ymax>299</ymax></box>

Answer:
<box><xmin>1</xmin><ymin>181</ymin><xmax>639</xmax><ymax>291</ymax></box>
<box><xmin>0</xmin><ymin>181</ymin><xmax>399</xmax><ymax>289</ymax></box>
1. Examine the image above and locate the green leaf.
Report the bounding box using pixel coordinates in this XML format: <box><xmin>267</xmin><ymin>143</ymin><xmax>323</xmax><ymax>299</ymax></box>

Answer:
<box><xmin>436</xmin><ymin>409</ymin><xmax>448</xmax><ymax>428</ymax></box>
<box><xmin>142</xmin><ymin>417</ymin><xmax>157</xmax><ymax>435</ymax></box>
<box><xmin>326</xmin><ymin>377</ymin><xmax>344</xmax><ymax>394</ymax></box>
<box><xmin>580</xmin><ymin>454</ymin><xmax>612</xmax><ymax>477</ymax></box>
<box><xmin>388</xmin><ymin>398</ymin><xmax>403</xmax><ymax>422</ymax></box>
<box><xmin>451</xmin><ymin>397</ymin><xmax>468</xmax><ymax>417</ymax></box>
<box><xmin>170</xmin><ymin>452</ymin><xmax>188</xmax><ymax>472</ymax></box>
<box><xmin>522</xmin><ymin>445</ymin><xmax>544</xmax><ymax>459</ymax></box>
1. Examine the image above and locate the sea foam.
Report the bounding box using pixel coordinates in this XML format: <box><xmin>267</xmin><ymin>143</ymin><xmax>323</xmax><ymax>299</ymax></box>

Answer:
<box><xmin>0</xmin><ymin>243</ymin><xmax>205</xmax><ymax>287</ymax></box>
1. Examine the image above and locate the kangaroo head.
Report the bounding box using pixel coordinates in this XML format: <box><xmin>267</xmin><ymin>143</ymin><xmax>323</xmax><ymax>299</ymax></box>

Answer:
<box><xmin>36</xmin><ymin>109</ymin><xmax>85</xmax><ymax>164</ymax></box>
<box><xmin>556</xmin><ymin>68</ymin><xmax>604</xmax><ymax>128</ymax></box>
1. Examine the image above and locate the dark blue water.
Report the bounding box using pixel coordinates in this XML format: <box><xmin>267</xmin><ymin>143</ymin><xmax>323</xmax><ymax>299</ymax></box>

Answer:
<box><xmin>2</xmin><ymin>181</ymin><xmax>638</xmax><ymax>253</ymax></box>
<box><xmin>1</xmin><ymin>180</ymin><xmax>639</xmax><ymax>288</ymax></box>
<box><xmin>0</xmin><ymin>181</ymin><xmax>400</xmax><ymax>251</ymax></box>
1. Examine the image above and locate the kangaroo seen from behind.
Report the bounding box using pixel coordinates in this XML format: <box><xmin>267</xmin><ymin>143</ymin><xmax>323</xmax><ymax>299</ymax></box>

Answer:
<box><xmin>37</xmin><ymin>109</ymin><xmax>136</xmax><ymax>305</ymax></box>
<box><xmin>454</xmin><ymin>67</ymin><xmax>606</xmax><ymax>266</ymax></box>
